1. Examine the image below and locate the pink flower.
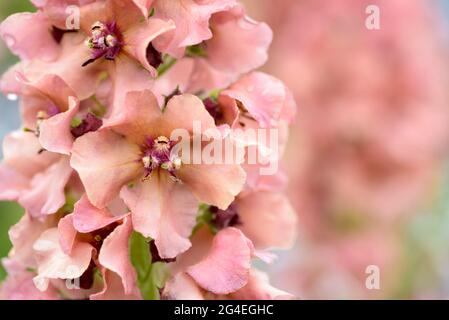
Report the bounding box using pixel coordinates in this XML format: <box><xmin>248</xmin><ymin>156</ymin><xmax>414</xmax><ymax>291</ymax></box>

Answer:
<box><xmin>71</xmin><ymin>90</ymin><xmax>246</xmax><ymax>258</ymax></box>
<box><xmin>0</xmin><ymin>11</ymin><xmax>60</xmax><ymax>62</ymax></box>
<box><xmin>151</xmin><ymin>0</ymin><xmax>238</xmax><ymax>57</ymax></box>
<box><xmin>0</xmin><ymin>131</ymin><xmax>74</xmax><ymax>217</ymax></box>
<box><xmin>0</xmin><ymin>258</ymin><xmax>59</xmax><ymax>300</ymax></box>
<box><xmin>165</xmin><ymin>227</ymin><xmax>253</xmax><ymax>296</ymax></box>
<box><xmin>32</xmin><ymin>209</ymin><xmax>139</xmax><ymax>298</ymax></box>
<box><xmin>163</xmin><ymin>227</ymin><xmax>294</xmax><ymax>299</ymax></box>
<box><xmin>153</xmin><ymin>7</ymin><xmax>273</xmax><ymax>96</ymax></box>
<box><xmin>234</xmin><ymin>190</ymin><xmax>297</xmax><ymax>250</ymax></box>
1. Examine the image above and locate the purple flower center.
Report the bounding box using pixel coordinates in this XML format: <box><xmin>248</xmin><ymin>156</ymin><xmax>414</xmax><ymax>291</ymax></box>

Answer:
<box><xmin>203</xmin><ymin>97</ymin><xmax>224</xmax><ymax>124</ymax></box>
<box><xmin>83</xmin><ymin>21</ymin><xmax>122</xmax><ymax>67</ymax></box>
<box><xmin>141</xmin><ymin>136</ymin><xmax>182</xmax><ymax>180</ymax></box>
<box><xmin>71</xmin><ymin>113</ymin><xmax>103</xmax><ymax>138</ymax></box>
<box><xmin>149</xmin><ymin>240</ymin><xmax>176</xmax><ymax>263</ymax></box>
<box><xmin>146</xmin><ymin>43</ymin><xmax>163</xmax><ymax>69</ymax></box>
<box><xmin>78</xmin><ymin>221</ymin><xmax>121</xmax><ymax>290</ymax></box>
<box><xmin>211</xmin><ymin>204</ymin><xmax>242</xmax><ymax>230</ymax></box>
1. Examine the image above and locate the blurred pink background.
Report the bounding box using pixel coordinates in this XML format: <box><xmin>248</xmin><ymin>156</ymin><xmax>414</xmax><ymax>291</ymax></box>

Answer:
<box><xmin>242</xmin><ymin>0</ymin><xmax>449</xmax><ymax>299</ymax></box>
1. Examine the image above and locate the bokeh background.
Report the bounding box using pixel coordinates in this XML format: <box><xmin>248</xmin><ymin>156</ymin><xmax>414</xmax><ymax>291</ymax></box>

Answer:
<box><xmin>2</xmin><ymin>0</ymin><xmax>449</xmax><ymax>299</ymax></box>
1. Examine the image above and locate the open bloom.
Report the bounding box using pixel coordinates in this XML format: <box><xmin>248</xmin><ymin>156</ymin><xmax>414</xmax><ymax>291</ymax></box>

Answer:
<box><xmin>33</xmin><ymin>208</ymin><xmax>139</xmax><ymax>299</ymax></box>
<box><xmin>71</xmin><ymin>90</ymin><xmax>246</xmax><ymax>258</ymax></box>
<box><xmin>163</xmin><ymin>227</ymin><xmax>293</xmax><ymax>299</ymax></box>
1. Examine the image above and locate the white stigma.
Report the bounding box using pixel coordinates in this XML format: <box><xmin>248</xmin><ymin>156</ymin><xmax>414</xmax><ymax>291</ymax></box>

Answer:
<box><xmin>142</xmin><ymin>155</ymin><xmax>152</xmax><ymax>168</ymax></box>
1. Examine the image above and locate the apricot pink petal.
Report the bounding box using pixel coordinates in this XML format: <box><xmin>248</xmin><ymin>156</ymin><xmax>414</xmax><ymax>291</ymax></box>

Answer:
<box><xmin>21</xmin><ymin>73</ymin><xmax>77</xmax><ymax>112</ymax></box>
<box><xmin>70</xmin><ymin>129</ymin><xmax>142</xmax><ymax>209</ymax></box>
<box><xmin>186</xmin><ymin>58</ymin><xmax>236</xmax><ymax>93</ymax></box>
<box><xmin>152</xmin><ymin>0</ymin><xmax>237</xmax><ymax>57</ymax></box>
<box><xmin>1</xmin><ymin>274</ymin><xmax>59</xmax><ymax>300</ymax></box>
<box><xmin>0</xmin><ymin>12</ymin><xmax>59</xmax><ymax>61</ymax></box>
<box><xmin>80</xmin><ymin>0</ymin><xmax>146</xmax><ymax>34</ymax></box>
<box><xmin>237</xmin><ymin>191</ymin><xmax>297</xmax><ymax>250</ymax></box>
<box><xmin>0</xmin><ymin>63</ymin><xmax>24</xmax><ymax>95</ymax></box>
<box><xmin>230</xmin><ymin>269</ymin><xmax>295</xmax><ymax>300</ymax></box>
<box><xmin>186</xmin><ymin>227</ymin><xmax>253</xmax><ymax>295</ymax></box>
<box><xmin>207</xmin><ymin>7</ymin><xmax>272</xmax><ymax>75</ymax></box>
<box><xmin>163</xmin><ymin>273</ymin><xmax>204</xmax><ymax>300</ymax></box>
<box><xmin>162</xmin><ymin>93</ymin><xmax>217</xmax><ymax>135</ymax></box>
<box><xmin>243</xmin><ymin>163</ymin><xmax>288</xmax><ymax>193</ymax></box>
<box><xmin>0</xmin><ymin>165</ymin><xmax>28</xmax><ymax>201</ymax></box>
<box><xmin>132</xmin><ymin>0</ymin><xmax>154</xmax><ymax>18</ymax></box>
<box><xmin>21</xmin><ymin>33</ymin><xmax>102</xmax><ymax>100</ymax></box>
<box><xmin>91</xmin><ymin>270</ymin><xmax>141</xmax><ymax>300</ymax></box>
<box><xmin>109</xmin><ymin>55</ymin><xmax>155</xmax><ymax>118</ymax></box>
<box><xmin>120</xmin><ymin>173</ymin><xmax>198</xmax><ymax>259</ymax></box>
<box><xmin>72</xmin><ymin>195</ymin><xmax>128</xmax><ymax>233</ymax></box>
<box><xmin>103</xmin><ymin>90</ymin><xmax>161</xmax><ymax>145</ymax></box>
<box><xmin>8</xmin><ymin>214</ymin><xmax>55</xmax><ymax>268</ymax></box>
<box><xmin>39</xmin><ymin>96</ymin><xmax>80</xmax><ymax>155</ymax></box>
<box><xmin>33</xmin><ymin>228</ymin><xmax>93</xmax><ymax>292</ymax></box>
<box><xmin>281</xmin><ymin>89</ymin><xmax>297</xmax><ymax>123</ymax></box>
<box><xmin>32</xmin><ymin>0</ymin><xmax>96</xmax><ymax>30</ymax></box>
<box><xmin>152</xmin><ymin>58</ymin><xmax>195</xmax><ymax>105</ymax></box>
<box><xmin>222</xmin><ymin>72</ymin><xmax>292</xmax><ymax>128</ymax></box>
<box><xmin>177</xmin><ymin>162</ymin><xmax>246</xmax><ymax>210</ymax></box>
<box><xmin>19</xmin><ymin>157</ymin><xmax>72</xmax><ymax>218</ymax></box>
<box><xmin>105</xmin><ymin>91</ymin><xmax>216</xmax><ymax>144</ymax></box>
<box><xmin>123</xmin><ymin>18</ymin><xmax>176</xmax><ymax>76</ymax></box>
<box><xmin>57</xmin><ymin>214</ymin><xmax>77</xmax><ymax>255</ymax></box>
<box><xmin>3</xmin><ymin>131</ymin><xmax>59</xmax><ymax>178</ymax></box>
<box><xmin>98</xmin><ymin>217</ymin><xmax>138</xmax><ymax>296</ymax></box>
<box><xmin>31</xmin><ymin>0</ymin><xmax>94</xmax><ymax>8</ymax></box>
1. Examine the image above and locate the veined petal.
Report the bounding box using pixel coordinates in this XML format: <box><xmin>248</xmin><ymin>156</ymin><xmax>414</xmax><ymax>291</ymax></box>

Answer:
<box><xmin>98</xmin><ymin>217</ymin><xmax>138</xmax><ymax>295</ymax></box>
<box><xmin>19</xmin><ymin>157</ymin><xmax>72</xmax><ymax>218</ymax></box>
<box><xmin>39</xmin><ymin>96</ymin><xmax>80</xmax><ymax>155</ymax></box>
<box><xmin>230</xmin><ymin>269</ymin><xmax>295</xmax><ymax>300</ymax></box>
<box><xmin>187</xmin><ymin>227</ymin><xmax>253</xmax><ymax>294</ymax></box>
<box><xmin>153</xmin><ymin>0</ymin><xmax>237</xmax><ymax>57</ymax></box>
<box><xmin>72</xmin><ymin>195</ymin><xmax>127</xmax><ymax>233</ymax></box>
<box><xmin>207</xmin><ymin>6</ymin><xmax>272</xmax><ymax>76</ymax></box>
<box><xmin>237</xmin><ymin>191</ymin><xmax>297</xmax><ymax>250</ymax></box>
<box><xmin>33</xmin><ymin>228</ymin><xmax>93</xmax><ymax>292</ymax></box>
<box><xmin>70</xmin><ymin>129</ymin><xmax>141</xmax><ymax>208</ymax></box>
<box><xmin>0</xmin><ymin>12</ymin><xmax>59</xmax><ymax>61</ymax></box>
<box><xmin>123</xmin><ymin>18</ymin><xmax>176</xmax><ymax>76</ymax></box>
<box><xmin>163</xmin><ymin>273</ymin><xmax>204</xmax><ymax>300</ymax></box>
<box><xmin>177</xmin><ymin>162</ymin><xmax>246</xmax><ymax>210</ymax></box>
<box><xmin>121</xmin><ymin>172</ymin><xmax>198</xmax><ymax>259</ymax></box>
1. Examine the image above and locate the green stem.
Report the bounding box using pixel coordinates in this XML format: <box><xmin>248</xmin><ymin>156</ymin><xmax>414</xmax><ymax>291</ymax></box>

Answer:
<box><xmin>157</xmin><ymin>55</ymin><xmax>177</xmax><ymax>78</ymax></box>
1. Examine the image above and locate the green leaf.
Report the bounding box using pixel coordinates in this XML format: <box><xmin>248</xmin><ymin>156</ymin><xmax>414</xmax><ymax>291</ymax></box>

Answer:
<box><xmin>208</xmin><ymin>89</ymin><xmax>222</xmax><ymax>101</ymax></box>
<box><xmin>0</xmin><ymin>202</ymin><xmax>23</xmax><ymax>280</ymax></box>
<box><xmin>192</xmin><ymin>203</ymin><xmax>217</xmax><ymax>235</ymax></box>
<box><xmin>151</xmin><ymin>262</ymin><xmax>170</xmax><ymax>288</ymax></box>
<box><xmin>70</xmin><ymin>117</ymin><xmax>82</xmax><ymax>128</ymax></box>
<box><xmin>186</xmin><ymin>44</ymin><xmax>207</xmax><ymax>58</ymax></box>
<box><xmin>157</xmin><ymin>55</ymin><xmax>177</xmax><ymax>78</ymax></box>
<box><xmin>129</xmin><ymin>232</ymin><xmax>166</xmax><ymax>300</ymax></box>
<box><xmin>139</xmin><ymin>276</ymin><xmax>160</xmax><ymax>300</ymax></box>
<box><xmin>129</xmin><ymin>231</ymin><xmax>152</xmax><ymax>281</ymax></box>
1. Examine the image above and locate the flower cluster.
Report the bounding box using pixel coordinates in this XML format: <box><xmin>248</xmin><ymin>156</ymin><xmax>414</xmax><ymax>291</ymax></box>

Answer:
<box><xmin>0</xmin><ymin>0</ymin><xmax>297</xmax><ymax>300</ymax></box>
